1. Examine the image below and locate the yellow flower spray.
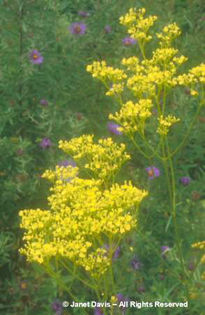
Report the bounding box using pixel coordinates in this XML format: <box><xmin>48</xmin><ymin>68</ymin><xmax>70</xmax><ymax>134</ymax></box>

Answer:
<box><xmin>19</xmin><ymin>135</ymin><xmax>147</xmax><ymax>314</ymax></box>
<box><xmin>87</xmin><ymin>7</ymin><xmax>205</xmax><ymax>293</ymax></box>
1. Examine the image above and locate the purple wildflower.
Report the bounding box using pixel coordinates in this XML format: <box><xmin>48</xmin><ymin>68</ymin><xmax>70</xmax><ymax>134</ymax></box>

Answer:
<box><xmin>113</xmin><ymin>246</ymin><xmax>121</xmax><ymax>259</ymax></box>
<box><xmin>188</xmin><ymin>261</ymin><xmax>195</xmax><ymax>271</ymax></box>
<box><xmin>78</xmin><ymin>11</ymin><xmax>90</xmax><ymax>17</ymax></box>
<box><xmin>30</xmin><ymin>49</ymin><xmax>44</xmax><ymax>64</ymax></box>
<box><xmin>51</xmin><ymin>300</ymin><xmax>63</xmax><ymax>315</ymax></box>
<box><xmin>103</xmin><ymin>244</ymin><xmax>121</xmax><ymax>259</ymax></box>
<box><xmin>94</xmin><ymin>307</ymin><xmax>104</xmax><ymax>315</ymax></box>
<box><xmin>58</xmin><ymin>159</ymin><xmax>76</xmax><ymax>168</ymax></box>
<box><xmin>122</xmin><ymin>37</ymin><xmax>136</xmax><ymax>46</ymax></box>
<box><xmin>104</xmin><ymin>25</ymin><xmax>112</xmax><ymax>33</ymax></box>
<box><xmin>137</xmin><ymin>286</ymin><xmax>145</xmax><ymax>293</ymax></box>
<box><xmin>107</xmin><ymin>122</ymin><xmax>122</xmax><ymax>135</ymax></box>
<box><xmin>180</xmin><ymin>176</ymin><xmax>191</xmax><ymax>186</ymax></box>
<box><xmin>69</xmin><ymin>22</ymin><xmax>87</xmax><ymax>35</ymax></box>
<box><xmin>161</xmin><ymin>246</ymin><xmax>171</xmax><ymax>258</ymax></box>
<box><xmin>40</xmin><ymin>99</ymin><xmax>48</xmax><ymax>106</ymax></box>
<box><xmin>146</xmin><ymin>166</ymin><xmax>160</xmax><ymax>179</ymax></box>
<box><xmin>131</xmin><ymin>256</ymin><xmax>141</xmax><ymax>270</ymax></box>
<box><xmin>39</xmin><ymin>138</ymin><xmax>52</xmax><ymax>149</ymax></box>
<box><xmin>117</xmin><ymin>294</ymin><xmax>129</xmax><ymax>313</ymax></box>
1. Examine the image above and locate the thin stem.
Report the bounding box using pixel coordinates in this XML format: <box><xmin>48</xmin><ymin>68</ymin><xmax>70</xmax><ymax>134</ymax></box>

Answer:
<box><xmin>170</xmin><ymin>100</ymin><xmax>203</xmax><ymax>158</ymax></box>
<box><xmin>42</xmin><ymin>264</ymin><xmax>76</xmax><ymax>300</ymax></box>
<box><xmin>165</xmin><ymin>140</ymin><xmax>188</xmax><ymax>285</ymax></box>
<box><xmin>130</xmin><ymin>135</ymin><xmax>152</xmax><ymax>159</ymax></box>
<box><xmin>60</xmin><ymin>260</ymin><xmax>97</xmax><ymax>290</ymax></box>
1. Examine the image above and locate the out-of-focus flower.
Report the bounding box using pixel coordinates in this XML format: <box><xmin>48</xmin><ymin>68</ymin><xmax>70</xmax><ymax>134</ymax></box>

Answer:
<box><xmin>107</xmin><ymin>122</ymin><xmax>122</xmax><ymax>135</ymax></box>
<box><xmin>78</xmin><ymin>11</ymin><xmax>90</xmax><ymax>17</ymax></box>
<box><xmin>188</xmin><ymin>261</ymin><xmax>195</xmax><ymax>271</ymax></box>
<box><xmin>159</xmin><ymin>273</ymin><xmax>165</xmax><ymax>280</ymax></box>
<box><xmin>30</xmin><ymin>49</ymin><xmax>44</xmax><ymax>64</ymax></box>
<box><xmin>131</xmin><ymin>256</ymin><xmax>141</xmax><ymax>270</ymax></box>
<box><xmin>191</xmin><ymin>191</ymin><xmax>201</xmax><ymax>201</ymax></box>
<box><xmin>16</xmin><ymin>148</ymin><xmax>24</xmax><ymax>156</ymax></box>
<box><xmin>58</xmin><ymin>159</ymin><xmax>76</xmax><ymax>168</ymax></box>
<box><xmin>103</xmin><ymin>244</ymin><xmax>121</xmax><ymax>259</ymax></box>
<box><xmin>51</xmin><ymin>300</ymin><xmax>63</xmax><ymax>315</ymax></box>
<box><xmin>137</xmin><ymin>286</ymin><xmax>145</xmax><ymax>293</ymax></box>
<box><xmin>76</xmin><ymin>112</ymin><xmax>84</xmax><ymax>120</ymax></box>
<box><xmin>146</xmin><ymin>166</ymin><xmax>160</xmax><ymax>179</ymax></box>
<box><xmin>122</xmin><ymin>37</ymin><xmax>137</xmax><ymax>46</ymax></box>
<box><xmin>117</xmin><ymin>294</ymin><xmax>129</xmax><ymax>313</ymax></box>
<box><xmin>40</xmin><ymin>99</ymin><xmax>48</xmax><ymax>106</ymax></box>
<box><xmin>39</xmin><ymin>138</ymin><xmax>52</xmax><ymax>149</ymax></box>
<box><xmin>20</xmin><ymin>280</ymin><xmax>27</xmax><ymax>290</ymax></box>
<box><xmin>113</xmin><ymin>246</ymin><xmax>121</xmax><ymax>259</ymax></box>
<box><xmin>161</xmin><ymin>246</ymin><xmax>171</xmax><ymax>257</ymax></box>
<box><xmin>69</xmin><ymin>22</ymin><xmax>87</xmax><ymax>35</ymax></box>
<box><xmin>104</xmin><ymin>25</ymin><xmax>112</xmax><ymax>33</ymax></box>
<box><xmin>180</xmin><ymin>176</ymin><xmax>191</xmax><ymax>186</ymax></box>
<box><xmin>94</xmin><ymin>307</ymin><xmax>104</xmax><ymax>315</ymax></box>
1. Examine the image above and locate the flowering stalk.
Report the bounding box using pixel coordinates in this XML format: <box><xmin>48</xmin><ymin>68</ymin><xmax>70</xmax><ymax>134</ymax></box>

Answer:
<box><xmin>86</xmin><ymin>7</ymin><xmax>205</xmax><ymax>293</ymax></box>
<box><xmin>19</xmin><ymin>135</ymin><xmax>148</xmax><ymax>315</ymax></box>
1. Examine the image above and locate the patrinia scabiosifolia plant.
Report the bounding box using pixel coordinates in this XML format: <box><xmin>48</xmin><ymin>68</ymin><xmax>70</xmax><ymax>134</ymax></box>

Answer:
<box><xmin>87</xmin><ymin>8</ymin><xmax>205</xmax><ymax>284</ymax></box>
<box><xmin>19</xmin><ymin>135</ymin><xmax>148</xmax><ymax>305</ymax></box>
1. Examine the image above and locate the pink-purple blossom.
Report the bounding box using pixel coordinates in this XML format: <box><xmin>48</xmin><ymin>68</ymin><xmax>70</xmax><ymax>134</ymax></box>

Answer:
<box><xmin>146</xmin><ymin>166</ymin><xmax>160</xmax><ymax>179</ymax></box>
<box><xmin>30</xmin><ymin>49</ymin><xmax>44</xmax><ymax>64</ymax></box>
<box><xmin>180</xmin><ymin>176</ymin><xmax>191</xmax><ymax>186</ymax></box>
<box><xmin>104</xmin><ymin>25</ymin><xmax>112</xmax><ymax>33</ymax></box>
<box><xmin>161</xmin><ymin>246</ymin><xmax>171</xmax><ymax>258</ymax></box>
<box><xmin>40</xmin><ymin>99</ymin><xmax>48</xmax><ymax>106</ymax></box>
<box><xmin>58</xmin><ymin>159</ymin><xmax>76</xmax><ymax>168</ymax></box>
<box><xmin>51</xmin><ymin>300</ymin><xmax>62</xmax><ymax>315</ymax></box>
<box><xmin>94</xmin><ymin>307</ymin><xmax>104</xmax><ymax>315</ymax></box>
<box><xmin>69</xmin><ymin>22</ymin><xmax>87</xmax><ymax>35</ymax></box>
<box><xmin>39</xmin><ymin>138</ymin><xmax>52</xmax><ymax>149</ymax></box>
<box><xmin>122</xmin><ymin>37</ymin><xmax>137</xmax><ymax>46</ymax></box>
<box><xmin>130</xmin><ymin>256</ymin><xmax>141</xmax><ymax>270</ymax></box>
<box><xmin>107</xmin><ymin>122</ymin><xmax>122</xmax><ymax>135</ymax></box>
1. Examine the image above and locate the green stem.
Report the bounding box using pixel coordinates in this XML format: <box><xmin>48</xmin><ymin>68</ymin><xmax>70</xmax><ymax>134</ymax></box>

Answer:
<box><xmin>130</xmin><ymin>135</ymin><xmax>152</xmax><ymax>159</ymax></box>
<box><xmin>165</xmin><ymin>140</ymin><xmax>188</xmax><ymax>285</ymax></box>
<box><xmin>170</xmin><ymin>98</ymin><xmax>204</xmax><ymax>158</ymax></box>
<box><xmin>60</xmin><ymin>259</ymin><xmax>97</xmax><ymax>290</ymax></box>
<box><xmin>43</xmin><ymin>264</ymin><xmax>76</xmax><ymax>300</ymax></box>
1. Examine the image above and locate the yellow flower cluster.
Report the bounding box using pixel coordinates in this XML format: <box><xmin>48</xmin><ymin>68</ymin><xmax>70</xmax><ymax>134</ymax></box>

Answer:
<box><xmin>157</xmin><ymin>23</ymin><xmax>181</xmax><ymax>46</ymax></box>
<box><xmin>87</xmin><ymin>8</ymin><xmax>205</xmax><ymax>139</ymax></box>
<box><xmin>189</xmin><ymin>63</ymin><xmax>205</xmax><ymax>84</ymax></box>
<box><xmin>19</xmin><ymin>137</ymin><xmax>148</xmax><ymax>276</ymax></box>
<box><xmin>106</xmin><ymin>83</ymin><xmax>124</xmax><ymax>96</ymax></box>
<box><xmin>86</xmin><ymin>61</ymin><xmax>127</xmax><ymax>82</ymax></box>
<box><xmin>109</xmin><ymin>99</ymin><xmax>153</xmax><ymax>135</ymax></box>
<box><xmin>42</xmin><ymin>165</ymin><xmax>79</xmax><ymax>183</ymax></box>
<box><xmin>119</xmin><ymin>8</ymin><xmax>157</xmax><ymax>42</ymax></box>
<box><xmin>157</xmin><ymin>115</ymin><xmax>180</xmax><ymax>136</ymax></box>
<box><xmin>59</xmin><ymin>135</ymin><xmax>130</xmax><ymax>180</ymax></box>
<box><xmin>192</xmin><ymin>241</ymin><xmax>205</xmax><ymax>277</ymax></box>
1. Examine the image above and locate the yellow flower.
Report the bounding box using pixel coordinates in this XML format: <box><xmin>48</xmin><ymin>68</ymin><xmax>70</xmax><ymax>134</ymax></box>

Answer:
<box><xmin>109</xmin><ymin>99</ymin><xmax>153</xmax><ymax>135</ymax></box>
<box><xmin>120</xmin><ymin>8</ymin><xmax>157</xmax><ymax>42</ymax></box>
<box><xmin>157</xmin><ymin>115</ymin><xmax>180</xmax><ymax>136</ymax></box>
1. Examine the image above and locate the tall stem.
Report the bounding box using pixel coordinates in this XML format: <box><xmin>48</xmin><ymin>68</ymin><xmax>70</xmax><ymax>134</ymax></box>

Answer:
<box><xmin>18</xmin><ymin>0</ymin><xmax>24</xmax><ymax>108</ymax></box>
<box><xmin>165</xmin><ymin>140</ymin><xmax>188</xmax><ymax>285</ymax></box>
